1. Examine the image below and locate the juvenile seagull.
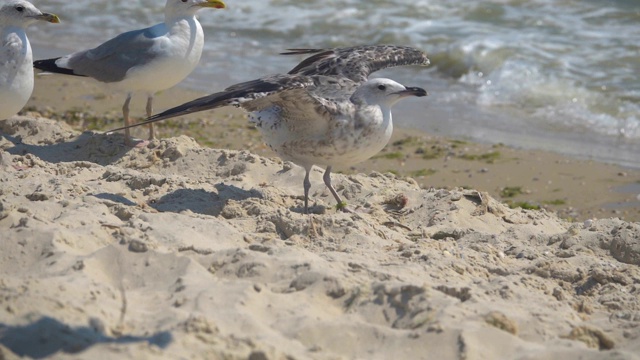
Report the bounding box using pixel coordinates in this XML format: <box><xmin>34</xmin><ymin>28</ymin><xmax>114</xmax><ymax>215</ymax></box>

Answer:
<box><xmin>33</xmin><ymin>0</ymin><xmax>226</xmax><ymax>145</ymax></box>
<box><xmin>0</xmin><ymin>0</ymin><xmax>59</xmax><ymax>120</ymax></box>
<box><xmin>109</xmin><ymin>45</ymin><xmax>430</xmax><ymax>212</ymax></box>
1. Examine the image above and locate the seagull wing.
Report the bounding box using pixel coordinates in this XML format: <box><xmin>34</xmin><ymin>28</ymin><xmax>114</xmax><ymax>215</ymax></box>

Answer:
<box><xmin>282</xmin><ymin>44</ymin><xmax>430</xmax><ymax>84</ymax></box>
<box><xmin>245</xmin><ymin>75</ymin><xmax>359</xmax><ymax>139</ymax></box>
<box><xmin>37</xmin><ymin>26</ymin><xmax>165</xmax><ymax>82</ymax></box>
<box><xmin>106</xmin><ymin>74</ymin><xmax>358</xmax><ymax>133</ymax></box>
<box><xmin>1</xmin><ymin>32</ymin><xmax>25</xmax><ymax>67</ymax></box>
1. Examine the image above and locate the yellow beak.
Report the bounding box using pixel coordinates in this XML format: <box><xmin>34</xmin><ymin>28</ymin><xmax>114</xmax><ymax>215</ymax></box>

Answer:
<box><xmin>196</xmin><ymin>0</ymin><xmax>226</xmax><ymax>9</ymax></box>
<box><xmin>34</xmin><ymin>12</ymin><xmax>60</xmax><ymax>23</ymax></box>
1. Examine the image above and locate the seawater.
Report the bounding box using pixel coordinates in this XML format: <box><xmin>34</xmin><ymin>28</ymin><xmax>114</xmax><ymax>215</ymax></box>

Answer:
<box><xmin>26</xmin><ymin>0</ymin><xmax>640</xmax><ymax>168</ymax></box>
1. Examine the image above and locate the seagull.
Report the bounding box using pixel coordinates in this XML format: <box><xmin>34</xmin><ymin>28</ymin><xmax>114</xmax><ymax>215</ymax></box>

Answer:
<box><xmin>109</xmin><ymin>45</ymin><xmax>430</xmax><ymax>212</ymax></box>
<box><xmin>33</xmin><ymin>0</ymin><xmax>226</xmax><ymax>145</ymax></box>
<box><xmin>0</xmin><ymin>0</ymin><xmax>59</xmax><ymax>120</ymax></box>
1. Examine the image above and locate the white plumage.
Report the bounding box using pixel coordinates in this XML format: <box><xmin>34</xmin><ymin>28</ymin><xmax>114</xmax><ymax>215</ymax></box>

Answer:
<box><xmin>33</xmin><ymin>0</ymin><xmax>226</xmax><ymax>145</ymax></box>
<box><xmin>0</xmin><ymin>0</ymin><xmax>59</xmax><ymax>120</ymax></box>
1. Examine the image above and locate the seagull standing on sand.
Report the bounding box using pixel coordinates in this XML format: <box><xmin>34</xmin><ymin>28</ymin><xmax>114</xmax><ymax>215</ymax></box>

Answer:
<box><xmin>33</xmin><ymin>0</ymin><xmax>226</xmax><ymax>145</ymax></box>
<box><xmin>109</xmin><ymin>45</ymin><xmax>430</xmax><ymax>212</ymax></box>
<box><xmin>0</xmin><ymin>0</ymin><xmax>59</xmax><ymax>120</ymax></box>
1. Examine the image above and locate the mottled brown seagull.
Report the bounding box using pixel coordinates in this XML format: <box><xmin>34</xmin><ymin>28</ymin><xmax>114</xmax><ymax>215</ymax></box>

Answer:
<box><xmin>109</xmin><ymin>45</ymin><xmax>430</xmax><ymax>212</ymax></box>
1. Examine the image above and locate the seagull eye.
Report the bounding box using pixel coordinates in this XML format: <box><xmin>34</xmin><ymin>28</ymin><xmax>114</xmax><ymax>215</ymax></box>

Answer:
<box><xmin>377</xmin><ymin>84</ymin><xmax>386</xmax><ymax>91</ymax></box>
<box><xmin>181</xmin><ymin>0</ymin><xmax>188</xmax><ymax>2</ymax></box>
<box><xmin>15</xmin><ymin>6</ymin><xmax>24</xmax><ymax>12</ymax></box>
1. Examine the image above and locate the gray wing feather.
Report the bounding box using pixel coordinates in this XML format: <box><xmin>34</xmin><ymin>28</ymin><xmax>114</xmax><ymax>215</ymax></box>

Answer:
<box><xmin>139</xmin><ymin>74</ymin><xmax>319</xmax><ymax>124</ymax></box>
<box><xmin>283</xmin><ymin>44</ymin><xmax>430</xmax><ymax>84</ymax></box>
<box><xmin>61</xmin><ymin>27</ymin><xmax>162</xmax><ymax>82</ymax></box>
<box><xmin>125</xmin><ymin>74</ymin><xmax>357</xmax><ymax>131</ymax></box>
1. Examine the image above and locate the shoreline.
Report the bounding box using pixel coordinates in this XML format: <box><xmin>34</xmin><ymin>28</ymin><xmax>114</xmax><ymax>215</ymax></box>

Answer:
<box><xmin>22</xmin><ymin>74</ymin><xmax>640</xmax><ymax>222</ymax></box>
<box><xmin>31</xmin><ymin>45</ymin><xmax>640</xmax><ymax>172</ymax></box>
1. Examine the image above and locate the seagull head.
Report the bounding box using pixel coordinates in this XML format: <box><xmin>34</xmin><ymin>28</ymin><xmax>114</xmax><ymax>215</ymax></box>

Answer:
<box><xmin>355</xmin><ymin>78</ymin><xmax>427</xmax><ymax>108</ymax></box>
<box><xmin>0</xmin><ymin>0</ymin><xmax>59</xmax><ymax>28</ymax></box>
<box><xmin>165</xmin><ymin>0</ymin><xmax>226</xmax><ymax>18</ymax></box>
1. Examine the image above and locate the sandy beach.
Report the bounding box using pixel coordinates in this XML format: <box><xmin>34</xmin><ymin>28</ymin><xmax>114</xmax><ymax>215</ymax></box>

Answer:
<box><xmin>0</xmin><ymin>75</ymin><xmax>639</xmax><ymax>359</ymax></box>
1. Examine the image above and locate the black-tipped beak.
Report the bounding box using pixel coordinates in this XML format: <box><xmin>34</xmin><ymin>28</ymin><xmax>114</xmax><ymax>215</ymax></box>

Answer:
<box><xmin>395</xmin><ymin>86</ymin><xmax>428</xmax><ymax>97</ymax></box>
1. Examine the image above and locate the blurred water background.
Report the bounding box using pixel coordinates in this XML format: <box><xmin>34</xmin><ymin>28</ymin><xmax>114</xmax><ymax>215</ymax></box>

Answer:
<box><xmin>27</xmin><ymin>0</ymin><xmax>640</xmax><ymax>168</ymax></box>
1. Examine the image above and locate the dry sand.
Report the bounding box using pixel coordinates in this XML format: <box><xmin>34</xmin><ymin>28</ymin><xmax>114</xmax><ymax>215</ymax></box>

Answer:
<box><xmin>1</xmin><ymin>114</ymin><xmax>640</xmax><ymax>359</ymax></box>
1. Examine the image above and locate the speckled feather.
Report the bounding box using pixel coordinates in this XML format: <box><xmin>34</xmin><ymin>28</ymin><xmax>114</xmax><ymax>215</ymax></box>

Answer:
<box><xmin>282</xmin><ymin>45</ymin><xmax>430</xmax><ymax>84</ymax></box>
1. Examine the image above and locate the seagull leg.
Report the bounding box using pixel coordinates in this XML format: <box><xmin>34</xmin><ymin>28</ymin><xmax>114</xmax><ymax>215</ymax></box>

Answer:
<box><xmin>323</xmin><ymin>166</ymin><xmax>349</xmax><ymax>212</ymax></box>
<box><xmin>303</xmin><ymin>166</ymin><xmax>312</xmax><ymax>214</ymax></box>
<box><xmin>146</xmin><ymin>95</ymin><xmax>155</xmax><ymax>140</ymax></box>
<box><xmin>122</xmin><ymin>94</ymin><xmax>133</xmax><ymax>146</ymax></box>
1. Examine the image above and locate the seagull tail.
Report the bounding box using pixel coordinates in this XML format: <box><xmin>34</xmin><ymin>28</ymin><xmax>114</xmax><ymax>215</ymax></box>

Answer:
<box><xmin>34</xmin><ymin>58</ymin><xmax>85</xmax><ymax>77</ymax></box>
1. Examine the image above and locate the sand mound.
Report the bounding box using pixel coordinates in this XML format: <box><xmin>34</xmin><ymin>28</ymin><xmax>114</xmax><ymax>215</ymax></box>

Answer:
<box><xmin>1</xmin><ymin>116</ymin><xmax>639</xmax><ymax>359</ymax></box>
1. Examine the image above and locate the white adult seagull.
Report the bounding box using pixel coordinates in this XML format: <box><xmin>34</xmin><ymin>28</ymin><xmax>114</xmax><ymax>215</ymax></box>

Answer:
<box><xmin>109</xmin><ymin>45</ymin><xmax>430</xmax><ymax>212</ymax></box>
<box><xmin>33</xmin><ymin>0</ymin><xmax>226</xmax><ymax>145</ymax></box>
<box><xmin>0</xmin><ymin>0</ymin><xmax>59</xmax><ymax>120</ymax></box>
